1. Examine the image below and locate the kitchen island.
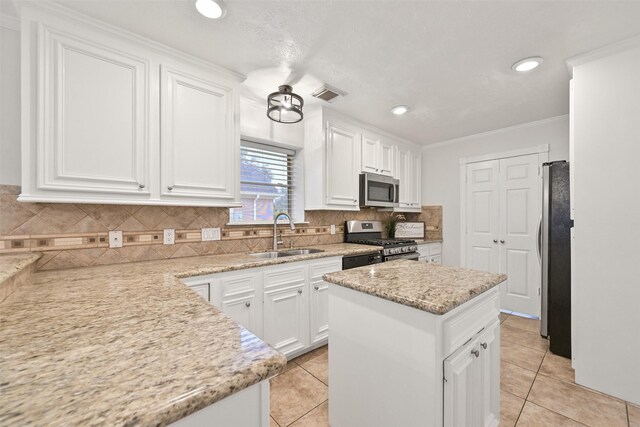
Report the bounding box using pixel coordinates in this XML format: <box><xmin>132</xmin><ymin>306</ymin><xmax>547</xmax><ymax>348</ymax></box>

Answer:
<box><xmin>323</xmin><ymin>260</ymin><xmax>507</xmax><ymax>427</ymax></box>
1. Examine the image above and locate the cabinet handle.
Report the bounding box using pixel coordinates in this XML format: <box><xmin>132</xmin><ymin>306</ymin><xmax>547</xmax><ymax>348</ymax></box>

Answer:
<box><xmin>481</xmin><ymin>342</ymin><xmax>487</xmax><ymax>349</ymax></box>
<box><xmin>167</xmin><ymin>186</ymin><xmax>174</xmax><ymax>191</ymax></box>
<box><xmin>493</xmin><ymin>239</ymin><xmax>498</xmax><ymax>243</ymax></box>
<box><xmin>471</xmin><ymin>349</ymin><xmax>480</xmax><ymax>358</ymax></box>
<box><xmin>138</xmin><ymin>184</ymin><xmax>145</xmax><ymax>189</ymax></box>
<box><xmin>245</xmin><ymin>301</ymin><xmax>251</xmax><ymax>308</ymax></box>
<box><xmin>297</xmin><ymin>289</ymin><xmax>303</xmax><ymax>295</ymax></box>
<box><xmin>314</xmin><ymin>285</ymin><xmax>319</xmax><ymax>291</ymax></box>
<box><xmin>500</xmin><ymin>240</ymin><xmax>505</xmax><ymax>244</ymax></box>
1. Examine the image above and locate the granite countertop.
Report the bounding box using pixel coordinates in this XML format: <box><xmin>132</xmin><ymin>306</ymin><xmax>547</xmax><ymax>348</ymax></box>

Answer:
<box><xmin>0</xmin><ymin>253</ymin><xmax>41</xmax><ymax>284</ymax></box>
<box><xmin>323</xmin><ymin>260</ymin><xmax>507</xmax><ymax>315</ymax></box>
<box><xmin>0</xmin><ymin>243</ymin><xmax>379</xmax><ymax>426</ymax></box>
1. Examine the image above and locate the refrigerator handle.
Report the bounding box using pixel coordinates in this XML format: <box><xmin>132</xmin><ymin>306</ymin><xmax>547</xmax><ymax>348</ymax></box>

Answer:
<box><xmin>536</xmin><ymin>216</ymin><xmax>542</xmax><ymax>263</ymax></box>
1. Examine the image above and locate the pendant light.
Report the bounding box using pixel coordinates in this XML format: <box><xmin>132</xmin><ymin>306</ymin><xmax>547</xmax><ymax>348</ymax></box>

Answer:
<box><xmin>267</xmin><ymin>85</ymin><xmax>304</xmax><ymax>124</ymax></box>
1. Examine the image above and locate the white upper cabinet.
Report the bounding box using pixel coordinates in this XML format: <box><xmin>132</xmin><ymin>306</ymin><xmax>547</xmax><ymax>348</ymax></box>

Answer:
<box><xmin>304</xmin><ymin>107</ymin><xmax>360</xmax><ymax>210</ymax></box>
<box><xmin>19</xmin><ymin>4</ymin><xmax>242</xmax><ymax>206</ymax></box>
<box><xmin>160</xmin><ymin>64</ymin><xmax>239</xmax><ymax>203</ymax></box>
<box><xmin>361</xmin><ymin>132</ymin><xmax>395</xmax><ymax>177</ymax></box>
<box><xmin>396</xmin><ymin>144</ymin><xmax>422</xmax><ymax>212</ymax></box>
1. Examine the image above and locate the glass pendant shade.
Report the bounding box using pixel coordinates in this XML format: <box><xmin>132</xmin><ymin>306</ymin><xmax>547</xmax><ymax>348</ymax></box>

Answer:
<box><xmin>267</xmin><ymin>85</ymin><xmax>304</xmax><ymax>124</ymax></box>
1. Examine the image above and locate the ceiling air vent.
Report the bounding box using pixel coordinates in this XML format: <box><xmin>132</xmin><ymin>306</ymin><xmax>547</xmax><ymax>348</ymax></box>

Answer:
<box><xmin>311</xmin><ymin>84</ymin><xmax>347</xmax><ymax>103</ymax></box>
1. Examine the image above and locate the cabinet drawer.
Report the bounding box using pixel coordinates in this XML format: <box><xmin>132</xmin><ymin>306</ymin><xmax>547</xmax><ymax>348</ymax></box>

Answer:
<box><xmin>309</xmin><ymin>259</ymin><xmax>342</xmax><ymax>279</ymax></box>
<box><xmin>264</xmin><ymin>265</ymin><xmax>306</xmax><ymax>289</ymax></box>
<box><xmin>442</xmin><ymin>290</ymin><xmax>499</xmax><ymax>356</ymax></box>
<box><xmin>219</xmin><ymin>273</ymin><xmax>259</xmax><ymax>298</ymax></box>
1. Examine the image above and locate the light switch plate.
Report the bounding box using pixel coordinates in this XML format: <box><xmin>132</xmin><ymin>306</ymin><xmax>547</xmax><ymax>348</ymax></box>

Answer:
<box><xmin>108</xmin><ymin>230</ymin><xmax>123</xmax><ymax>248</ymax></box>
<box><xmin>163</xmin><ymin>229</ymin><xmax>175</xmax><ymax>245</ymax></box>
<box><xmin>330</xmin><ymin>225</ymin><xmax>336</xmax><ymax>235</ymax></box>
<box><xmin>201</xmin><ymin>227</ymin><xmax>221</xmax><ymax>241</ymax></box>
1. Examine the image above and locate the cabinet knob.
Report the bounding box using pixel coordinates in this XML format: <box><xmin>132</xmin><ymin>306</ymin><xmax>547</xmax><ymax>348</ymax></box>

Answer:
<box><xmin>298</xmin><ymin>289</ymin><xmax>303</xmax><ymax>295</ymax></box>
<box><xmin>376</xmin><ymin>168</ymin><xmax>379</xmax><ymax>172</ymax></box>
<box><xmin>493</xmin><ymin>239</ymin><xmax>498</xmax><ymax>243</ymax></box>
<box><xmin>314</xmin><ymin>285</ymin><xmax>319</xmax><ymax>291</ymax></box>
<box><xmin>245</xmin><ymin>301</ymin><xmax>251</xmax><ymax>308</ymax></box>
<box><xmin>471</xmin><ymin>349</ymin><xmax>480</xmax><ymax>358</ymax></box>
<box><xmin>481</xmin><ymin>342</ymin><xmax>487</xmax><ymax>349</ymax></box>
<box><xmin>167</xmin><ymin>186</ymin><xmax>174</xmax><ymax>191</ymax></box>
<box><xmin>138</xmin><ymin>184</ymin><xmax>145</xmax><ymax>189</ymax></box>
<box><xmin>500</xmin><ymin>240</ymin><xmax>505</xmax><ymax>244</ymax></box>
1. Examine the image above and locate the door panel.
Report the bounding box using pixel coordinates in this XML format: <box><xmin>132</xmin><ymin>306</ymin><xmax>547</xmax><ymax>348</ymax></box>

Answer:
<box><xmin>361</xmin><ymin>135</ymin><xmax>379</xmax><ymax>174</ymax></box>
<box><xmin>466</xmin><ymin>161</ymin><xmax>500</xmax><ymax>274</ymax></box>
<box><xmin>499</xmin><ymin>154</ymin><xmax>541</xmax><ymax>316</ymax></box>
<box><xmin>444</xmin><ymin>338</ymin><xmax>482</xmax><ymax>427</ymax></box>
<box><xmin>263</xmin><ymin>284</ymin><xmax>308</xmax><ymax>357</ymax></box>
<box><xmin>310</xmin><ymin>278</ymin><xmax>329</xmax><ymax>344</ymax></box>
<box><xmin>326</xmin><ymin>123</ymin><xmax>359</xmax><ymax>207</ymax></box>
<box><xmin>222</xmin><ymin>293</ymin><xmax>261</xmax><ymax>337</ymax></box>
<box><xmin>479</xmin><ymin>322</ymin><xmax>500</xmax><ymax>427</ymax></box>
<box><xmin>380</xmin><ymin>140</ymin><xmax>395</xmax><ymax>176</ymax></box>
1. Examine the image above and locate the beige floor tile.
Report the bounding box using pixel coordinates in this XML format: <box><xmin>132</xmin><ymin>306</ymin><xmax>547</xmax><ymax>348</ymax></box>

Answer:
<box><xmin>280</xmin><ymin>360</ymin><xmax>297</xmax><ymax>374</ymax></box>
<box><xmin>270</xmin><ymin>416</ymin><xmax>281</xmax><ymax>427</ymax></box>
<box><xmin>270</xmin><ymin>365</ymin><xmax>328</xmax><ymax>427</ymax></box>
<box><xmin>528</xmin><ymin>374</ymin><xmax>627</xmax><ymax>427</ymax></box>
<box><xmin>539</xmin><ymin>351</ymin><xmax>575</xmax><ymax>384</ymax></box>
<box><xmin>289</xmin><ymin>401</ymin><xmax>329</xmax><ymax>427</ymax></box>
<box><xmin>516</xmin><ymin>402</ymin><xmax>586</xmax><ymax>426</ymax></box>
<box><xmin>500</xmin><ymin>312</ymin><xmax>511</xmax><ymax>323</ymax></box>
<box><xmin>629</xmin><ymin>403</ymin><xmax>640</xmax><ymax>427</ymax></box>
<box><xmin>501</xmin><ymin>340</ymin><xmax>546</xmax><ymax>372</ymax></box>
<box><xmin>501</xmin><ymin>324</ymin><xmax>549</xmax><ymax>352</ymax></box>
<box><xmin>501</xmin><ymin>390</ymin><xmax>525</xmax><ymax>427</ymax></box>
<box><xmin>300</xmin><ymin>349</ymin><xmax>329</xmax><ymax>385</ymax></box>
<box><xmin>292</xmin><ymin>345</ymin><xmax>328</xmax><ymax>366</ymax></box>
<box><xmin>501</xmin><ymin>361</ymin><xmax>536</xmax><ymax>398</ymax></box>
<box><xmin>502</xmin><ymin>315</ymin><xmax>541</xmax><ymax>333</ymax></box>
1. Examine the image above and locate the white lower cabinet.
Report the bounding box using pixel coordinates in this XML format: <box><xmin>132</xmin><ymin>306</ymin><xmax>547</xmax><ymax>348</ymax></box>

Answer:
<box><xmin>183</xmin><ymin>257</ymin><xmax>342</xmax><ymax>359</ymax></box>
<box><xmin>417</xmin><ymin>242</ymin><xmax>443</xmax><ymax>264</ymax></box>
<box><xmin>444</xmin><ymin>319</ymin><xmax>499</xmax><ymax>427</ymax></box>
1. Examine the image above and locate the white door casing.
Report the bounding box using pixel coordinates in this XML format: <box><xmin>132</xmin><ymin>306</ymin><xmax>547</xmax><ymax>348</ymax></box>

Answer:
<box><xmin>498</xmin><ymin>154</ymin><xmax>541</xmax><ymax>316</ymax></box>
<box><xmin>465</xmin><ymin>160</ymin><xmax>500</xmax><ymax>274</ymax></box>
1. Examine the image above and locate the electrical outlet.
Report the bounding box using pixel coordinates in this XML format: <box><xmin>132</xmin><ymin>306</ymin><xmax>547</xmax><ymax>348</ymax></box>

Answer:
<box><xmin>201</xmin><ymin>227</ymin><xmax>221</xmax><ymax>241</ymax></box>
<box><xmin>163</xmin><ymin>229</ymin><xmax>175</xmax><ymax>245</ymax></box>
<box><xmin>330</xmin><ymin>224</ymin><xmax>336</xmax><ymax>235</ymax></box>
<box><xmin>108</xmin><ymin>230</ymin><xmax>123</xmax><ymax>248</ymax></box>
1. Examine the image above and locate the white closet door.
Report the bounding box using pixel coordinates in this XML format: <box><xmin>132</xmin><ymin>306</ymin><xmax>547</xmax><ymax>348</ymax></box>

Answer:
<box><xmin>498</xmin><ymin>154</ymin><xmax>541</xmax><ymax>316</ymax></box>
<box><xmin>465</xmin><ymin>161</ymin><xmax>500</xmax><ymax>274</ymax></box>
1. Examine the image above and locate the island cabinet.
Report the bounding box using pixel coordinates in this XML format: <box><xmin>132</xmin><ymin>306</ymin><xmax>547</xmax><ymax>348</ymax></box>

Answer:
<box><xmin>19</xmin><ymin>4</ymin><xmax>242</xmax><ymax>207</ymax></box>
<box><xmin>323</xmin><ymin>261</ymin><xmax>505</xmax><ymax>427</ymax></box>
<box><xmin>182</xmin><ymin>256</ymin><xmax>342</xmax><ymax>359</ymax></box>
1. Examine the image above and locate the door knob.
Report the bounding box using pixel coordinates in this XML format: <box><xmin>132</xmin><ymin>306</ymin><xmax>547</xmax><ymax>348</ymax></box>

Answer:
<box><xmin>167</xmin><ymin>186</ymin><xmax>174</xmax><ymax>191</ymax></box>
<box><xmin>297</xmin><ymin>289</ymin><xmax>303</xmax><ymax>295</ymax></box>
<box><xmin>314</xmin><ymin>285</ymin><xmax>319</xmax><ymax>291</ymax></box>
<box><xmin>471</xmin><ymin>349</ymin><xmax>480</xmax><ymax>358</ymax></box>
<box><xmin>500</xmin><ymin>240</ymin><xmax>505</xmax><ymax>244</ymax></box>
<box><xmin>245</xmin><ymin>301</ymin><xmax>251</xmax><ymax>307</ymax></box>
<box><xmin>481</xmin><ymin>342</ymin><xmax>487</xmax><ymax>349</ymax></box>
<box><xmin>138</xmin><ymin>184</ymin><xmax>145</xmax><ymax>189</ymax></box>
<box><xmin>493</xmin><ymin>239</ymin><xmax>498</xmax><ymax>243</ymax></box>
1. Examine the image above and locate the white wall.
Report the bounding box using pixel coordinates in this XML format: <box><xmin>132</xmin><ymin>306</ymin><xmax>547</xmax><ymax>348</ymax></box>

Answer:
<box><xmin>0</xmin><ymin>25</ymin><xmax>21</xmax><ymax>185</ymax></box>
<box><xmin>570</xmin><ymin>41</ymin><xmax>640</xmax><ymax>404</ymax></box>
<box><xmin>422</xmin><ymin>115</ymin><xmax>569</xmax><ymax>266</ymax></box>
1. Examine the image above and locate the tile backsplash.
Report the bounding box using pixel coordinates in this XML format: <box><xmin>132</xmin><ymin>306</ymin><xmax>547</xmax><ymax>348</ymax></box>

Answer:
<box><xmin>0</xmin><ymin>185</ymin><xmax>442</xmax><ymax>270</ymax></box>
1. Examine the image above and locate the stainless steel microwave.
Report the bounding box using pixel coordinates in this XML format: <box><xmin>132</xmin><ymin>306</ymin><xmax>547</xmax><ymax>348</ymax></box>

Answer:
<box><xmin>359</xmin><ymin>173</ymin><xmax>400</xmax><ymax>208</ymax></box>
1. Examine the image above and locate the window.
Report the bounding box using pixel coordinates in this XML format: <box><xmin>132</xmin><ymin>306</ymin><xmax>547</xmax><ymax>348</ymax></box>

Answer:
<box><xmin>230</xmin><ymin>141</ymin><xmax>296</xmax><ymax>223</ymax></box>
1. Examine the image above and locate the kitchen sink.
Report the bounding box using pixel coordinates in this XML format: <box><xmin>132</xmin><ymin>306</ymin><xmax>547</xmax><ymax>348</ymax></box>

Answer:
<box><xmin>248</xmin><ymin>248</ymin><xmax>325</xmax><ymax>259</ymax></box>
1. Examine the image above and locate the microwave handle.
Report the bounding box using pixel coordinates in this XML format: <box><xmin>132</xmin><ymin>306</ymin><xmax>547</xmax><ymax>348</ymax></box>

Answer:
<box><xmin>391</xmin><ymin>184</ymin><xmax>396</xmax><ymax>203</ymax></box>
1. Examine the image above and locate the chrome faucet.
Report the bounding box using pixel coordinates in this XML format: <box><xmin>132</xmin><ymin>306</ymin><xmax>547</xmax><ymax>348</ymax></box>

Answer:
<box><xmin>273</xmin><ymin>211</ymin><xmax>296</xmax><ymax>251</ymax></box>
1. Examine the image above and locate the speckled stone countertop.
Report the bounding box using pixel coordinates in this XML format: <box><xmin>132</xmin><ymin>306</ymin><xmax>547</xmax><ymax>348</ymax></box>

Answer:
<box><xmin>0</xmin><ymin>253</ymin><xmax>41</xmax><ymax>284</ymax></box>
<box><xmin>0</xmin><ymin>243</ymin><xmax>378</xmax><ymax>426</ymax></box>
<box><xmin>323</xmin><ymin>260</ymin><xmax>507</xmax><ymax>315</ymax></box>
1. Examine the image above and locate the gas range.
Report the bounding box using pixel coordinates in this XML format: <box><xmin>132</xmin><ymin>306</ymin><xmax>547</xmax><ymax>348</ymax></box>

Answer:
<box><xmin>345</xmin><ymin>220</ymin><xmax>419</xmax><ymax>261</ymax></box>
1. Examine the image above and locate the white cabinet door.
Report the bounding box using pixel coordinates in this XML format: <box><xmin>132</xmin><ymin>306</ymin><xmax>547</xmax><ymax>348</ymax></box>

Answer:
<box><xmin>397</xmin><ymin>146</ymin><xmax>412</xmax><ymax>208</ymax></box>
<box><xmin>309</xmin><ymin>258</ymin><xmax>341</xmax><ymax>345</ymax></box>
<box><xmin>478</xmin><ymin>321</ymin><xmax>500</xmax><ymax>427</ymax></box>
<box><xmin>410</xmin><ymin>151</ymin><xmax>422</xmax><ymax>207</ymax></box>
<box><xmin>263</xmin><ymin>266</ymin><xmax>308</xmax><ymax>357</ymax></box>
<box><xmin>35</xmin><ymin>25</ymin><xmax>151</xmax><ymax>198</ymax></box>
<box><xmin>361</xmin><ymin>134</ymin><xmax>380</xmax><ymax>175</ymax></box>
<box><xmin>326</xmin><ymin>122</ymin><xmax>360</xmax><ymax>208</ymax></box>
<box><xmin>222</xmin><ymin>293</ymin><xmax>261</xmax><ymax>337</ymax></box>
<box><xmin>380</xmin><ymin>140</ymin><xmax>395</xmax><ymax>177</ymax></box>
<box><xmin>430</xmin><ymin>254</ymin><xmax>442</xmax><ymax>265</ymax></box>
<box><xmin>444</xmin><ymin>337</ymin><xmax>482</xmax><ymax>427</ymax></box>
<box><xmin>160</xmin><ymin>65</ymin><xmax>239</xmax><ymax>204</ymax></box>
<box><xmin>465</xmin><ymin>160</ymin><xmax>500</xmax><ymax>274</ymax></box>
<box><xmin>189</xmin><ymin>283</ymin><xmax>211</xmax><ymax>302</ymax></box>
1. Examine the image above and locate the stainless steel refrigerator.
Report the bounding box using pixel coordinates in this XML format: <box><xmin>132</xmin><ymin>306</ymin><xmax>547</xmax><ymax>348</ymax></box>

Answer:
<box><xmin>540</xmin><ymin>161</ymin><xmax>572</xmax><ymax>358</ymax></box>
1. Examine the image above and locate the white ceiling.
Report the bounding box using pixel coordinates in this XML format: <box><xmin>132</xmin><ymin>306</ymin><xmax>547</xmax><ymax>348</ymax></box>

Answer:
<box><xmin>17</xmin><ymin>0</ymin><xmax>640</xmax><ymax>144</ymax></box>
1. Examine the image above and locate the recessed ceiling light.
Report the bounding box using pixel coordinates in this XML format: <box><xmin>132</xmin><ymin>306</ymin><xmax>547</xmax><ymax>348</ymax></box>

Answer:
<box><xmin>195</xmin><ymin>0</ymin><xmax>227</xmax><ymax>19</ymax></box>
<box><xmin>391</xmin><ymin>105</ymin><xmax>409</xmax><ymax>115</ymax></box>
<box><xmin>512</xmin><ymin>56</ymin><xmax>543</xmax><ymax>72</ymax></box>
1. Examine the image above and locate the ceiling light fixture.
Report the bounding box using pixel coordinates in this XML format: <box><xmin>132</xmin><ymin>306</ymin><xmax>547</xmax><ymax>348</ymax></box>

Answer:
<box><xmin>391</xmin><ymin>105</ymin><xmax>409</xmax><ymax>115</ymax></box>
<box><xmin>267</xmin><ymin>85</ymin><xmax>304</xmax><ymax>124</ymax></box>
<box><xmin>195</xmin><ymin>0</ymin><xmax>227</xmax><ymax>19</ymax></box>
<box><xmin>512</xmin><ymin>56</ymin><xmax>544</xmax><ymax>72</ymax></box>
